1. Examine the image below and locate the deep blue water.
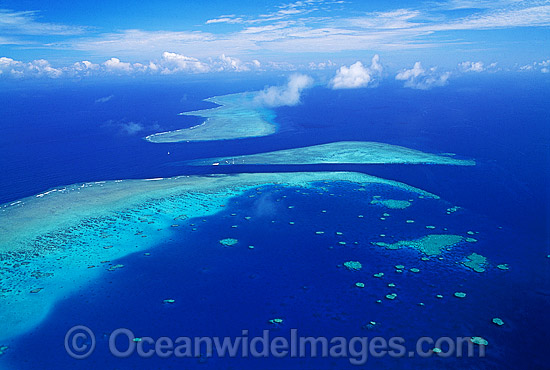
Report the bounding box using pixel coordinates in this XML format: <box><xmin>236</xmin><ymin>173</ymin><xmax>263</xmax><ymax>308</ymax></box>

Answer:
<box><xmin>1</xmin><ymin>75</ymin><xmax>548</xmax><ymax>233</ymax></box>
<box><xmin>0</xmin><ymin>74</ymin><xmax>549</xmax><ymax>369</ymax></box>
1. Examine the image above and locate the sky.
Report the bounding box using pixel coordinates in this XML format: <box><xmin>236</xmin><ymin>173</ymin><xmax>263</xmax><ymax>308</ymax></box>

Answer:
<box><xmin>0</xmin><ymin>0</ymin><xmax>549</xmax><ymax>80</ymax></box>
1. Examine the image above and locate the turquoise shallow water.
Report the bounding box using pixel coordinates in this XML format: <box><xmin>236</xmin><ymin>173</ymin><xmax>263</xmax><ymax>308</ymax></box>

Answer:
<box><xmin>146</xmin><ymin>92</ymin><xmax>277</xmax><ymax>142</ymax></box>
<box><xmin>0</xmin><ymin>77</ymin><xmax>548</xmax><ymax>369</ymax></box>
<box><xmin>0</xmin><ymin>172</ymin><xmax>435</xmax><ymax>345</ymax></box>
<box><xmin>3</xmin><ymin>180</ymin><xmax>545</xmax><ymax>369</ymax></box>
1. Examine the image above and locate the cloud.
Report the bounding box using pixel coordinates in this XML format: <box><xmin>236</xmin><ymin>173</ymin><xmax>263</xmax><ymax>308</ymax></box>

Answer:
<box><xmin>308</xmin><ymin>60</ymin><xmax>336</xmax><ymax>70</ymax></box>
<box><xmin>369</xmin><ymin>54</ymin><xmax>383</xmax><ymax>76</ymax></box>
<box><xmin>0</xmin><ymin>35</ymin><xmax>23</xmax><ymax>45</ymax></box>
<box><xmin>103</xmin><ymin>57</ymin><xmax>134</xmax><ymax>73</ymax></box>
<box><xmin>252</xmin><ymin>193</ymin><xmax>279</xmax><ymax>218</ymax></box>
<box><xmin>211</xmin><ymin>54</ymin><xmax>262</xmax><ymax>72</ymax></box>
<box><xmin>330</xmin><ymin>55</ymin><xmax>383</xmax><ymax>89</ymax></box>
<box><xmin>153</xmin><ymin>51</ymin><xmax>210</xmax><ymax>73</ymax></box>
<box><xmin>431</xmin><ymin>5</ymin><xmax>550</xmax><ymax>30</ymax></box>
<box><xmin>3</xmin><ymin>1</ymin><xmax>550</xmax><ymax>63</ymax></box>
<box><xmin>28</xmin><ymin>59</ymin><xmax>62</xmax><ymax>77</ymax></box>
<box><xmin>395</xmin><ymin>62</ymin><xmax>451</xmax><ymax>89</ymax></box>
<box><xmin>458</xmin><ymin>61</ymin><xmax>485</xmax><ymax>72</ymax></box>
<box><xmin>240</xmin><ymin>22</ymin><xmax>296</xmax><ymax>34</ymax></box>
<box><xmin>519</xmin><ymin>63</ymin><xmax>534</xmax><ymax>71</ymax></box>
<box><xmin>0</xmin><ymin>56</ymin><xmax>61</xmax><ymax>78</ymax></box>
<box><xmin>1</xmin><ymin>53</ymin><xmax>264</xmax><ymax>78</ymax></box>
<box><xmin>518</xmin><ymin>59</ymin><xmax>550</xmax><ymax>73</ymax></box>
<box><xmin>539</xmin><ymin>60</ymin><xmax>550</xmax><ymax>73</ymax></box>
<box><xmin>67</xmin><ymin>60</ymin><xmax>100</xmax><ymax>77</ymax></box>
<box><xmin>217</xmin><ymin>54</ymin><xmax>250</xmax><ymax>71</ymax></box>
<box><xmin>64</xmin><ymin>29</ymin><xmax>217</xmax><ymax>59</ymax></box>
<box><xmin>206</xmin><ymin>15</ymin><xmax>244</xmax><ymax>24</ymax></box>
<box><xmin>0</xmin><ymin>9</ymin><xmax>86</xmax><ymax>35</ymax></box>
<box><xmin>95</xmin><ymin>95</ymin><xmax>114</xmax><ymax>104</ymax></box>
<box><xmin>102</xmin><ymin>119</ymin><xmax>161</xmax><ymax>136</ymax></box>
<box><xmin>0</xmin><ymin>57</ymin><xmax>23</xmax><ymax>75</ymax></box>
<box><xmin>264</xmin><ymin>61</ymin><xmax>297</xmax><ymax>71</ymax></box>
<box><xmin>330</xmin><ymin>62</ymin><xmax>371</xmax><ymax>89</ymax></box>
<box><xmin>256</xmin><ymin>73</ymin><xmax>314</xmax><ymax>107</ymax></box>
<box><xmin>29</xmin><ymin>5</ymin><xmax>420</xmax><ymax>57</ymax></box>
<box><xmin>347</xmin><ymin>9</ymin><xmax>422</xmax><ymax>29</ymax></box>
<box><xmin>119</xmin><ymin>122</ymin><xmax>146</xmax><ymax>135</ymax></box>
<box><xmin>254</xmin><ymin>0</ymin><xmax>323</xmax><ymax>22</ymax></box>
<box><xmin>348</xmin><ymin>4</ymin><xmax>550</xmax><ymax>33</ymax></box>
<box><xmin>458</xmin><ymin>61</ymin><xmax>498</xmax><ymax>72</ymax></box>
<box><xmin>432</xmin><ymin>0</ymin><xmax>522</xmax><ymax>11</ymax></box>
<box><xmin>90</xmin><ymin>53</ymin><xmax>211</xmax><ymax>75</ymax></box>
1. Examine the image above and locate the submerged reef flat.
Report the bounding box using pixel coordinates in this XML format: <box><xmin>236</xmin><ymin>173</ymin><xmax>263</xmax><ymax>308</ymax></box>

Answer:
<box><xmin>0</xmin><ymin>172</ymin><xmax>437</xmax><ymax>253</ymax></box>
<box><xmin>145</xmin><ymin>93</ymin><xmax>276</xmax><ymax>142</ymax></box>
<box><xmin>372</xmin><ymin>234</ymin><xmax>464</xmax><ymax>256</ymax></box>
<box><xmin>0</xmin><ymin>171</ymin><xmax>438</xmax><ymax>342</ymax></box>
<box><xmin>462</xmin><ymin>253</ymin><xmax>488</xmax><ymax>273</ymax></box>
<box><xmin>219</xmin><ymin>238</ymin><xmax>238</xmax><ymax>247</ymax></box>
<box><xmin>185</xmin><ymin>141</ymin><xmax>476</xmax><ymax>166</ymax></box>
<box><xmin>370</xmin><ymin>199</ymin><xmax>412</xmax><ymax>209</ymax></box>
<box><xmin>344</xmin><ymin>261</ymin><xmax>363</xmax><ymax>271</ymax></box>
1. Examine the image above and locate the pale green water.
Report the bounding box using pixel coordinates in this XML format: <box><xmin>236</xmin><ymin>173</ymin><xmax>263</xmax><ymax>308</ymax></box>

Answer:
<box><xmin>184</xmin><ymin>141</ymin><xmax>475</xmax><ymax>166</ymax></box>
<box><xmin>145</xmin><ymin>92</ymin><xmax>277</xmax><ymax>142</ymax></box>
<box><xmin>0</xmin><ymin>171</ymin><xmax>437</xmax><ymax>342</ymax></box>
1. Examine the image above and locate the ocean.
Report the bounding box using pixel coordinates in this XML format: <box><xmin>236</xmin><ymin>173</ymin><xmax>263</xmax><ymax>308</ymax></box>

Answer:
<box><xmin>0</xmin><ymin>74</ymin><xmax>548</xmax><ymax>369</ymax></box>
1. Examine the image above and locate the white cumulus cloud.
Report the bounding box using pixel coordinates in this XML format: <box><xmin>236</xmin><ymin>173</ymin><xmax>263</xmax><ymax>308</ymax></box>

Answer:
<box><xmin>539</xmin><ymin>60</ymin><xmax>550</xmax><ymax>73</ymax></box>
<box><xmin>1</xmin><ymin>53</ymin><xmax>265</xmax><ymax>78</ymax></box>
<box><xmin>68</xmin><ymin>60</ymin><xmax>100</xmax><ymax>76</ymax></box>
<box><xmin>208</xmin><ymin>54</ymin><xmax>263</xmax><ymax>72</ymax></box>
<box><xmin>0</xmin><ymin>57</ymin><xmax>23</xmax><ymax>76</ymax></box>
<box><xmin>256</xmin><ymin>73</ymin><xmax>314</xmax><ymax>107</ymax></box>
<box><xmin>103</xmin><ymin>57</ymin><xmax>133</xmax><ymax>73</ymax></box>
<box><xmin>518</xmin><ymin>60</ymin><xmax>550</xmax><ymax>73</ymax></box>
<box><xmin>458</xmin><ymin>61</ymin><xmax>497</xmax><ymax>72</ymax></box>
<box><xmin>0</xmin><ymin>56</ymin><xmax>61</xmax><ymax>78</ymax></box>
<box><xmin>395</xmin><ymin>62</ymin><xmax>450</xmax><ymax>89</ymax></box>
<box><xmin>217</xmin><ymin>54</ymin><xmax>250</xmax><ymax>71</ymax></box>
<box><xmin>154</xmin><ymin>51</ymin><xmax>210</xmax><ymax>74</ymax></box>
<box><xmin>329</xmin><ymin>55</ymin><xmax>383</xmax><ymax>89</ymax></box>
<box><xmin>458</xmin><ymin>61</ymin><xmax>485</xmax><ymax>72</ymax></box>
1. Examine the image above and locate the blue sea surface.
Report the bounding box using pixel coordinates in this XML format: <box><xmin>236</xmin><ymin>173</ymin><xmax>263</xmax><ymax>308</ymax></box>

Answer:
<box><xmin>0</xmin><ymin>74</ymin><xmax>549</xmax><ymax>369</ymax></box>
